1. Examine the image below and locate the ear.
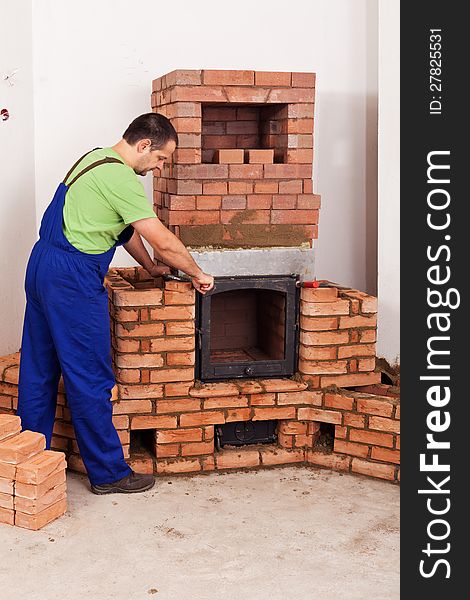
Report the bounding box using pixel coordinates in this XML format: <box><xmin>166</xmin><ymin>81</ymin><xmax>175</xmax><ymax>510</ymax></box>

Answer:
<box><xmin>136</xmin><ymin>138</ymin><xmax>152</xmax><ymax>154</ymax></box>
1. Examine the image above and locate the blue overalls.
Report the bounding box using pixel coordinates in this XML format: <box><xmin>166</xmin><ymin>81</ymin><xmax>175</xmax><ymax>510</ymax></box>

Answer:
<box><xmin>17</xmin><ymin>150</ymin><xmax>134</xmax><ymax>485</ymax></box>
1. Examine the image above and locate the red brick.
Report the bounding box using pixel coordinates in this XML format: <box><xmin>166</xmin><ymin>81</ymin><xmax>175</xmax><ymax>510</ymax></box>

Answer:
<box><xmin>299</xmin><ymin>359</ymin><xmax>347</xmax><ymax>375</ymax></box>
<box><xmin>255</xmin><ymin>71</ymin><xmax>291</xmax><ymax>86</ymax></box>
<box><xmin>229</xmin><ymin>164</ymin><xmax>264</xmax><ymax>179</ymax></box>
<box><xmin>351</xmin><ymin>459</ymin><xmax>396</xmax><ymax>481</ymax></box>
<box><xmin>245</xmin><ymin>149</ymin><xmax>274</xmax><ymax>164</ymax></box>
<box><xmin>173</xmin><ymin>148</ymin><xmax>201</xmax><ymax>164</ymax></box>
<box><xmin>297</xmin><ymin>408</ymin><xmax>342</xmax><ymax>425</ymax></box>
<box><xmin>168</xmin><ymin>196</ymin><xmax>196</xmax><ymax>211</ymax></box>
<box><xmin>300</xmin><ymin>330</ymin><xmax>349</xmax><ymax>346</ymax></box>
<box><xmin>268</xmin><ymin>88</ymin><xmax>315</xmax><ymax>103</ymax></box>
<box><xmin>229</xmin><ymin>181</ymin><xmax>253</xmax><ymax>194</ymax></box>
<box><xmin>371</xmin><ymin>447</ymin><xmax>400</xmax><ymax>464</ymax></box>
<box><xmin>0</xmin><ymin>414</ymin><xmax>21</xmax><ymax>441</ymax></box>
<box><xmin>155</xmin><ymin>444</ymin><xmax>179</xmax><ymax>458</ymax></box>
<box><xmin>320</xmin><ymin>372</ymin><xmax>381</xmax><ymax>388</ymax></box>
<box><xmin>150</xmin><ymin>368</ymin><xmax>194</xmax><ymax>383</ymax></box>
<box><xmin>131</xmin><ymin>415</ymin><xmax>177</xmax><ymax>429</ymax></box>
<box><xmin>181</xmin><ymin>440</ymin><xmax>214</xmax><ymax>456</ymax></box>
<box><xmin>301</xmin><ymin>299</ymin><xmax>349</xmax><ymax>316</ymax></box>
<box><xmin>112</xmin><ymin>415</ymin><xmax>129</xmax><ymax>429</ymax></box>
<box><xmin>349</xmin><ymin>429</ymin><xmax>394</xmax><ymax>448</ymax></box>
<box><xmin>277</xmin><ymin>391</ymin><xmax>322</xmax><ymax>406</ymax></box>
<box><xmin>253</xmin><ymin>407</ymin><xmax>296</xmax><ymax>420</ymax></box>
<box><xmin>203</xmin><ymin>181</ymin><xmax>228</xmax><ymax>195</ymax></box>
<box><xmin>166</xmin><ymin>351</ymin><xmax>195</xmax><ymax>366</ymax></box>
<box><xmin>112</xmin><ymin>399</ymin><xmax>152</xmax><ymax>414</ymax></box>
<box><xmin>114</xmin><ymin>289</ymin><xmax>163</xmax><ymax>307</ymax></box>
<box><xmin>14</xmin><ymin>498</ymin><xmax>67</xmax><ymax>531</ymax></box>
<box><xmin>0</xmin><ymin>506</ymin><xmax>14</xmax><ymax>525</ymax></box>
<box><xmin>254</xmin><ymin>181</ymin><xmax>278</xmax><ymax>194</ymax></box>
<box><xmin>165</xmin><ymin>321</ymin><xmax>195</xmax><ymax>336</ymax></box>
<box><xmin>324</xmin><ymin>393</ymin><xmax>354</xmax><ymax>411</ymax></box>
<box><xmin>291</xmin><ymin>72</ymin><xmax>316</xmax><ymax>87</ymax></box>
<box><xmin>338</xmin><ymin>344</ymin><xmax>376</xmax><ymax>359</ymax></box>
<box><xmin>0</xmin><ymin>477</ymin><xmax>14</xmax><ymax>494</ymax></box>
<box><xmin>278</xmin><ymin>431</ymin><xmax>294</xmax><ymax>448</ymax></box>
<box><xmin>272</xmin><ymin>195</ymin><xmax>296</xmax><ymax>209</ymax></box>
<box><xmin>195</xmin><ymin>196</ymin><xmax>221</xmax><ymax>210</ymax></box>
<box><xmin>278</xmin><ymin>421</ymin><xmax>308</xmax><ymax>435</ymax></box>
<box><xmin>222</xmin><ymin>195</ymin><xmax>247</xmax><ymax>210</ymax></box>
<box><xmin>225</xmin><ymin>408</ymin><xmax>252</xmax><ymax>422</ymax></box>
<box><xmin>15</xmin><ymin>469</ymin><xmax>66</xmax><ymax>500</ymax></box>
<box><xmin>116</xmin><ymin>323</ymin><xmax>164</xmax><ymax>338</ymax></box>
<box><xmin>300</xmin><ymin>316</ymin><xmax>339</xmax><ymax>332</ymax></box>
<box><xmin>157</xmin><ymin>428</ymin><xmax>202</xmax><ymax>443</ymax></box>
<box><xmin>156</xmin><ymin>398</ymin><xmax>200</xmax><ymax>413</ymax></box>
<box><xmin>334</xmin><ymin>439</ymin><xmax>369</xmax><ymax>458</ymax></box>
<box><xmin>164</xmin><ymin>382</ymin><xmax>192</xmax><ymax>397</ymax></box>
<box><xmin>179</xmin><ymin>411</ymin><xmax>225</xmax><ymax>426</ymax></box>
<box><xmin>216</xmin><ymin>449</ymin><xmax>260</xmax><ymax>469</ymax></box>
<box><xmin>369</xmin><ymin>416</ymin><xmax>400</xmax><ymax>434</ymax></box>
<box><xmin>260</xmin><ymin>447</ymin><xmax>304</xmax><ymax>465</ymax></box>
<box><xmin>203</xmin><ymin>70</ymin><xmax>254</xmax><ymax>86</ymax></box>
<box><xmin>15</xmin><ymin>451</ymin><xmax>66</xmax><ymax>485</ymax></box>
<box><xmin>0</xmin><ymin>431</ymin><xmax>45</xmax><ymax>464</ymax></box>
<box><xmin>175</xmin><ymin>179</ymin><xmax>203</xmax><ymax>194</ymax></box>
<box><xmin>118</xmin><ymin>384</ymin><xmax>164</xmax><ymax>399</ymax></box>
<box><xmin>127</xmin><ymin>453</ymin><xmax>154</xmax><ymax>473</ymax></box>
<box><xmin>301</xmin><ymin>287</ymin><xmax>338</xmax><ymax>303</ymax></box>
<box><xmin>360</xmin><ymin>330</ymin><xmax>377</xmax><ymax>343</ymax></box>
<box><xmin>189</xmin><ymin>382</ymin><xmax>239</xmax><ymax>398</ymax></box>
<box><xmin>247</xmin><ymin>194</ymin><xmax>272</xmax><ymax>209</ymax></box>
<box><xmin>339</xmin><ymin>315</ymin><xmax>377</xmax><ymax>328</ymax></box>
<box><xmin>156</xmin><ymin>458</ymin><xmax>201</xmax><ymax>474</ymax></box>
<box><xmin>260</xmin><ymin>379</ymin><xmax>307</xmax><ymax>393</ymax></box>
<box><xmin>163</xmin><ymin>70</ymin><xmax>202</xmax><ymax>87</ymax></box>
<box><xmin>115</xmin><ymin>338</ymin><xmax>140</xmax><ymax>352</ymax></box>
<box><xmin>249</xmin><ymin>393</ymin><xmax>276</xmax><ymax>406</ymax></box>
<box><xmin>286</xmin><ymin>149</ymin><xmax>314</xmax><ymax>163</ymax></box>
<box><xmin>287</xmin><ymin>119</ymin><xmax>315</xmax><ymax>134</ymax></box>
<box><xmin>150</xmin><ymin>305</ymin><xmax>195</xmax><ymax>320</ymax></box>
<box><xmin>116</xmin><ymin>354</ymin><xmax>164</xmax><ymax>368</ymax></box>
<box><xmin>307</xmin><ymin>451</ymin><xmax>350</xmax><ymax>471</ymax></box>
<box><xmin>213</xmin><ymin>149</ymin><xmax>244</xmax><ymax>164</ymax></box>
<box><xmin>344</xmin><ymin>413</ymin><xmax>365</xmax><ymax>428</ymax></box>
<box><xmin>203</xmin><ymin>396</ymin><xmax>249</xmax><ymax>411</ymax></box>
<box><xmin>358</xmin><ymin>358</ymin><xmax>376</xmax><ymax>371</ymax></box>
<box><xmin>356</xmin><ymin>397</ymin><xmax>394</xmax><ymax>417</ymax></box>
<box><xmin>225</xmin><ymin>87</ymin><xmax>269</xmax><ymax>103</ymax></box>
<box><xmin>170</xmin><ymin>117</ymin><xmax>201</xmax><ymax>133</ymax></box>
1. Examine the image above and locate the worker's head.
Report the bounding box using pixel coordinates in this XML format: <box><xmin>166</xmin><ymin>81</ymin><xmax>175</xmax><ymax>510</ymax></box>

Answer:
<box><xmin>122</xmin><ymin>113</ymin><xmax>178</xmax><ymax>175</ymax></box>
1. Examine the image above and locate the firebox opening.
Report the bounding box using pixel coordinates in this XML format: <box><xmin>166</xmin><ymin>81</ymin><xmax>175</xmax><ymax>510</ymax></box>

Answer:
<box><xmin>201</xmin><ymin>103</ymin><xmax>289</xmax><ymax>164</ymax></box>
<box><xmin>314</xmin><ymin>423</ymin><xmax>335</xmax><ymax>453</ymax></box>
<box><xmin>210</xmin><ymin>289</ymin><xmax>286</xmax><ymax>364</ymax></box>
<box><xmin>130</xmin><ymin>429</ymin><xmax>156</xmax><ymax>458</ymax></box>
<box><xmin>215</xmin><ymin>420</ymin><xmax>277</xmax><ymax>449</ymax></box>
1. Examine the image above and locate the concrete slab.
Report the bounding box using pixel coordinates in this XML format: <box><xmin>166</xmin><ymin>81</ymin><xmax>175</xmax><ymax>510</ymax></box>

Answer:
<box><xmin>0</xmin><ymin>466</ymin><xmax>399</xmax><ymax>600</ymax></box>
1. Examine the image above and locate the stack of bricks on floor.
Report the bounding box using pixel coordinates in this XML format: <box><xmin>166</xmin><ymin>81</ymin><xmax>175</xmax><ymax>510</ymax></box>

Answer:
<box><xmin>0</xmin><ymin>414</ymin><xmax>67</xmax><ymax>529</ymax></box>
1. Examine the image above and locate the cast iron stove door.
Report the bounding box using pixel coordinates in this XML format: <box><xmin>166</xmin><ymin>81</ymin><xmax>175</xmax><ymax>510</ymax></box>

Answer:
<box><xmin>196</xmin><ymin>275</ymin><xmax>299</xmax><ymax>381</ymax></box>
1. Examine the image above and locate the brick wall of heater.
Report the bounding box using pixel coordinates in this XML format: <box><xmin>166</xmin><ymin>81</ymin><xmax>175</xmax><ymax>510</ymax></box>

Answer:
<box><xmin>151</xmin><ymin>70</ymin><xmax>319</xmax><ymax>250</ymax></box>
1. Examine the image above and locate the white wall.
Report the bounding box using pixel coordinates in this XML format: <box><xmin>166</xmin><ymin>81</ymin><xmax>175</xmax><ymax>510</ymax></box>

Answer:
<box><xmin>377</xmin><ymin>0</ymin><xmax>400</xmax><ymax>365</ymax></box>
<box><xmin>0</xmin><ymin>0</ymin><xmax>383</xmax><ymax>355</ymax></box>
<box><xmin>0</xmin><ymin>0</ymin><xmax>36</xmax><ymax>355</ymax></box>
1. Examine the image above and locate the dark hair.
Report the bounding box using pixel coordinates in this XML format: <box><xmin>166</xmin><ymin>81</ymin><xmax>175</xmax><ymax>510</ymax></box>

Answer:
<box><xmin>123</xmin><ymin>113</ymin><xmax>178</xmax><ymax>149</ymax></box>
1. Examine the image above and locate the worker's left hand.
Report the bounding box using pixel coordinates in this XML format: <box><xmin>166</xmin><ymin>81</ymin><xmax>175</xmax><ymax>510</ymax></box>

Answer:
<box><xmin>147</xmin><ymin>264</ymin><xmax>171</xmax><ymax>278</ymax></box>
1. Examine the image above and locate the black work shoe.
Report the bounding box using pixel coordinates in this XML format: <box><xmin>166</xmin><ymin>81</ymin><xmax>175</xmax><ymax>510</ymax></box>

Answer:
<box><xmin>91</xmin><ymin>471</ymin><xmax>155</xmax><ymax>495</ymax></box>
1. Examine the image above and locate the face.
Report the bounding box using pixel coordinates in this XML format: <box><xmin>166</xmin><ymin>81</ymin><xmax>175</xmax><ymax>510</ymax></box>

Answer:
<box><xmin>134</xmin><ymin>139</ymin><xmax>176</xmax><ymax>176</ymax></box>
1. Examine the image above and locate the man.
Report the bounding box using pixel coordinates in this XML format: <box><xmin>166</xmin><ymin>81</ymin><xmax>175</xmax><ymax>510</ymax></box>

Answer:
<box><xmin>17</xmin><ymin>113</ymin><xmax>214</xmax><ymax>495</ymax></box>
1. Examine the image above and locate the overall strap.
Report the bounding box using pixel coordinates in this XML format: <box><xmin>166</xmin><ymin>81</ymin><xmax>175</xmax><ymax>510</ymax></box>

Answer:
<box><xmin>66</xmin><ymin>157</ymin><xmax>123</xmax><ymax>187</ymax></box>
<box><xmin>63</xmin><ymin>147</ymin><xmax>101</xmax><ymax>184</ymax></box>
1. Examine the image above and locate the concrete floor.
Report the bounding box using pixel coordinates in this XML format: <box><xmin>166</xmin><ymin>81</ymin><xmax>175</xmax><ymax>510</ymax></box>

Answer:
<box><xmin>0</xmin><ymin>466</ymin><xmax>399</xmax><ymax>600</ymax></box>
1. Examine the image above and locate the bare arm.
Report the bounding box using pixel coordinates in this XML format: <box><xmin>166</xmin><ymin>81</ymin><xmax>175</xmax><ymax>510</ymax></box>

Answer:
<box><xmin>123</xmin><ymin>228</ymin><xmax>169</xmax><ymax>276</ymax></box>
<box><xmin>130</xmin><ymin>217</ymin><xmax>214</xmax><ymax>293</ymax></box>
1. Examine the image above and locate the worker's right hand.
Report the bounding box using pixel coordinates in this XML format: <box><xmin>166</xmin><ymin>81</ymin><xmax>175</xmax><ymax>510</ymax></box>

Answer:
<box><xmin>191</xmin><ymin>272</ymin><xmax>214</xmax><ymax>294</ymax></box>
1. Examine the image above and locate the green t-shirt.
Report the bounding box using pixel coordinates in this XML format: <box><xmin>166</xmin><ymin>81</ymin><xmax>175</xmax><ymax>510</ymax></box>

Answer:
<box><xmin>63</xmin><ymin>147</ymin><xmax>156</xmax><ymax>254</ymax></box>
